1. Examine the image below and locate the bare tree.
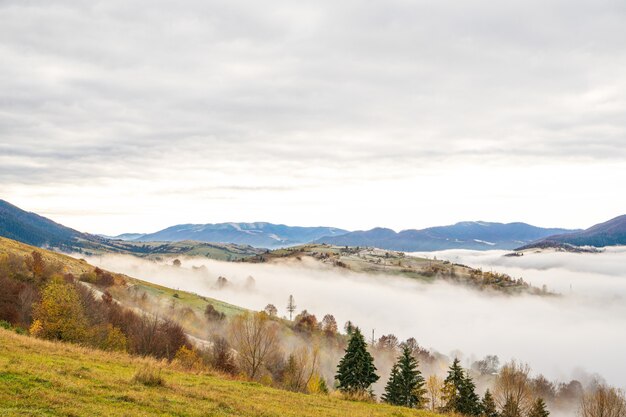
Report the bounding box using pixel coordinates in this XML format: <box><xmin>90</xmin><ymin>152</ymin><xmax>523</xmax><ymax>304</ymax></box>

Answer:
<box><xmin>426</xmin><ymin>374</ymin><xmax>444</xmax><ymax>412</ymax></box>
<box><xmin>286</xmin><ymin>295</ymin><xmax>296</xmax><ymax>320</ymax></box>
<box><xmin>579</xmin><ymin>385</ymin><xmax>626</xmax><ymax>417</ymax></box>
<box><xmin>494</xmin><ymin>361</ymin><xmax>534</xmax><ymax>415</ymax></box>
<box><xmin>283</xmin><ymin>345</ymin><xmax>320</xmax><ymax>392</ymax></box>
<box><xmin>263</xmin><ymin>304</ymin><xmax>278</xmax><ymax>317</ymax></box>
<box><xmin>229</xmin><ymin>312</ymin><xmax>279</xmax><ymax>380</ymax></box>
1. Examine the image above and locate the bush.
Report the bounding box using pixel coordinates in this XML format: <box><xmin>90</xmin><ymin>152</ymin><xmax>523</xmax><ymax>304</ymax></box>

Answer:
<box><xmin>0</xmin><ymin>320</ymin><xmax>11</xmax><ymax>330</ymax></box>
<box><xmin>132</xmin><ymin>366</ymin><xmax>165</xmax><ymax>387</ymax></box>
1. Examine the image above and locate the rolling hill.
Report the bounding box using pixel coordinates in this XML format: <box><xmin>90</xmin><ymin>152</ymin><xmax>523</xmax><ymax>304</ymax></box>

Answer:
<box><xmin>133</xmin><ymin>222</ymin><xmax>348</xmax><ymax>248</ymax></box>
<box><xmin>314</xmin><ymin>222</ymin><xmax>575</xmax><ymax>251</ymax></box>
<box><xmin>0</xmin><ymin>329</ymin><xmax>442</xmax><ymax>417</ymax></box>
<box><xmin>517</xmin><ymin>214</ymin><xmax>626</xmax><ymax>250</ymax></box>
<box><xmin>0</xmin><ymin>200</ymin><xmax>263</xmax><ymax>259</ymax></box>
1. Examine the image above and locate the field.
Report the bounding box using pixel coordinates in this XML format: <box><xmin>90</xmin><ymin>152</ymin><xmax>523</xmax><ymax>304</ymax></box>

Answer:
<box><xmin>0</xmin><ymin>329</ymin><xmax>444</xmax><ymax>417</ymax></box>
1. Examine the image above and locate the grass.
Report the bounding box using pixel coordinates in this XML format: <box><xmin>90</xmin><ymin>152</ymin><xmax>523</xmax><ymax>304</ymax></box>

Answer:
<box><xmin>0</xmin><ymin>329</ymin><xmax>445</xmax><ymax>417</ymax></box>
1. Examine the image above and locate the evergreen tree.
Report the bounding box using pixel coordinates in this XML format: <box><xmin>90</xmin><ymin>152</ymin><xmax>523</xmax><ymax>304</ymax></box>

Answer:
<box><xmin>382</xmin><ymin>363</ymin><xmax>401</xmax><ymax>404</ymax></box>
<box><xmin>442</xmin><ymin>358</ymin><xmax>482</xmax><ymax>415</ymax></box>
<box><xmin>501</xmin><ymin>396</ymin><xmax>521</xmax><ymax>417</ymax></box>
<box><xmin>460</xmin><ymin>372</ymin><xmax>482</xmax><ymax>416</ymax></box>
<box><xmin>527</xmin><ymin>398</ymin><xmax>549</xmax><ymax>417</ymax></box>
<box><xmin>335</xmin><ymin>327</ymin><xmax>379</xmax><ymax>394</ymax></box>
<box><xmin>383</xmin><ymin>346</ymin><xmax>426</xmax><ymax>408</ymax></box>
<box><xmin>481</xmin><ymin>389</ymin><xmax>499</xmax><ymax>417</ymax></box>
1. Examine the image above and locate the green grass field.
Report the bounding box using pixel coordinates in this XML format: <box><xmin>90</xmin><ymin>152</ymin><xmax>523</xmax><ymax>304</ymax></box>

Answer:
<box><xmin>0</xmin><ymin>329</ymin><xmax>445</xmax><ymax>417</ymax></box>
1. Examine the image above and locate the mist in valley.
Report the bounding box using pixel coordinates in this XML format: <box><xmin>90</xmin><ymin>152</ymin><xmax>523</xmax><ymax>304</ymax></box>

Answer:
<box><xmin>79</xmin><ymin>249</ymin><xmax>626</xmax><ymax>397</ymax></box>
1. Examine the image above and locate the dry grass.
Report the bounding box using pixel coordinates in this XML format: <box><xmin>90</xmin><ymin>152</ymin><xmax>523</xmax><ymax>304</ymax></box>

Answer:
<box><xmin>0</xmin><ymin>329</ymin><xmax>446</xmax><ymax>417</ymax></box>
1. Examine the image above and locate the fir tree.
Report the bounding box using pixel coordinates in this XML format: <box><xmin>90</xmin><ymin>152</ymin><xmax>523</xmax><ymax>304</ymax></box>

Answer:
<box><xmin>460</xmin><ymin>372</ymin><xmax>482</xmax><ymax>416</ymax></box>
<box><xmin>383</xmin><ymin>346</ymin><xmax>426</xmax><ymax>408</ymax></box>
<box><xmin>442</xmin><ymin>358</ymin><xmax>482</xmax><ymax>416</ymax></box>
<box><xmin>481</xmin><ymin>389</ymin><xmax>499</xmax><ymax>417</ymax></box>
<box><xmin>501</xmin><ymin>396</ymin><xmax>521</xmax><ymax>417</ymax></box>
<box><xmin>335</xmin><ymin>327</ymin><xmax>379</xmax><ymax>394</ymax></box>
<box><xmin>382</xmin><ymin>364</ymin><xmax>401</xmax><ymax>404</ymax></box>
<box><xmin>527</xmin><ymin>398</ymin><xmax>550</xmax><ymax>417</ymax></box>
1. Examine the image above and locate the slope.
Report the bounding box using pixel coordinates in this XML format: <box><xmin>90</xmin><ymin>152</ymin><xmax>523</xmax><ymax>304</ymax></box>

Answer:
<box><xmin>0</xmin><ymin>329</ymin><xmax>442</xmax><ymax>417</ymax></box>
<box><xmin>517</xmin><ymin>214</ymin><xmax>626</xmax><ymax>250</ymax></box>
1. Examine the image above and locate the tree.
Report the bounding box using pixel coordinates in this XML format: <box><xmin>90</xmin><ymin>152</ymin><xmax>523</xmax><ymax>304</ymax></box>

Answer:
<box><xmin>282</xmin><ymin>346</ymin><xmax>320</xmax><ymax>392</ymax></box>
<box><xmin>172</xmin><ymin>259</ymin><xmax>181</xmax><ymax>267</ymax></box>
<box><xmin>204</xmin><ymin>304</ymin><xmax>225</xmax><ymax>322</ymax></box>
<box><xmin>321</xmin><ymin>314</ymin><xmax>338</xmax><ymax>336</ymax></box>
<box><xmin>494</xmin><ymin>361</ymin><xmax>533</xmax><ymax>415</ymax></box>
<box><xmin>482</xmin><ymin>389</ymin><xmax>499</xmax><ymax>417</ymax></box>
<box><xmin>426</xmin><ymin>375</ymin><xmax>443</xmax><ymax>412</ymax></box>
<box><xmin>501</xmin><ymin>396</ymin><xmax>521</xmax><ymax>417</ymax></box>
<box><xmin>442</xmin><ymin>358</ymin><xmax>481</xmax><ymax>415</ymax></box>
<box><xmin>383</xmin><ymin>364</ymin><xmax>402</xmax><ymax>405</ymax></box>
<box><xmin>383</xmin><ymin>345</ymin><xmax>426</xmax><ymax>408</ymax></box>
<box><xmin>229</xmin><ymin>312</ymin><xmax>279</xmax><ymax>380</ymax></box>
<box><xmin>32</xmin><ymin>282</ymin><xmax>88</xmax><ymax>343</ymax></box>
<box><xmin>263</xmin><ymin>304</ymin><xmax>278</xmax><ymax>317</ymax></box>
<box><xmin>335</xmin><ymin>327</ymin><xmax>379</xmax><ymax>394</ymax></box>
<box><xmin>294</xmin><ymin>310</ymin><xmax>318</xmax><ymax>334</ymax></box>
<box><xmin>528</xmin><ymin>398</ymin><xmax>550</xmax><ymax>417</ymax></box>
<box><xmin>579</xmin><ymin>385</ymin><xmax>626</xmax><ymax>417</ymax></box>
<box><xmin>344</xmin><ymin>320</ymin><xmax>355</xmax><ymax>335</ymax></box>
<box><xmin>286</xmin><ymin>295</ymin><xmax>296</xmax><ymax>320</ymax></box>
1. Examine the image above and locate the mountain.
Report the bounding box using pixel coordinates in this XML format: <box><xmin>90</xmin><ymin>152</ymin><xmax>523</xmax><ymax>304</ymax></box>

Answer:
<box><xmin>517</xmin><ymin>215</ymin><xmax>626</xmax><ymax>249</ymax></box>
<box><xmin>314</xmin><ymin>221</ymin><xmax>576</xmax><ymax>251</ymax></box>
<box><xmin>0</xmin><ymin>199</ymin><xmax>263</xmax><ymax>258</ymax></box>
<box><xmin>0</xmin><ymin>199</ymin><xmax>88</xmax><ymax>250</ymax></box>
<box><xmin>134</xmin><ymin>222</ymin><xmax>349</xmax><ymax>248</ymax></box>
<box><xmin>105</xmin><ymin>233</ymin><xmax>147</xmax><ymax>241</ymax></box>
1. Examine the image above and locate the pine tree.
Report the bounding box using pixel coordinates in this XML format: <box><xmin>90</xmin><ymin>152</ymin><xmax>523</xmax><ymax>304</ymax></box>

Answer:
<box><xmin>335</xmin><ymin>327</ymin><xmax>379</xmax><ymax>394</ymax></box>
<box><xmin>501</xmin><ymin>396</ymin><xmax>521</xmax><ymax>417</ymax></box>
<box><xmin>382</xmin><ymin>363</ymin><xmax>401</xmax><ymax>404</ymax></box>
<box><xmin>481</xmin><ymin>389</ymin><xmax>499</xmax><ymax>417</ymax></box>
<box><xmin>527</xmin><ymin>398</ymin><xmax>550</xmax><ymax>417</ymax></box>
<box><xmin>442</xmin><ymin>358</ymin><xmax>482</xmax><ymax>415</ymax></box>
<box><xmin>383</xmin><ymin>346</ymin><xmax>426</xmax><ymax>408</ymax></box>
<box><xmin>459</xmin><ymin>372</ymin><xmax>482</xmax><ymax>416</ymax></box>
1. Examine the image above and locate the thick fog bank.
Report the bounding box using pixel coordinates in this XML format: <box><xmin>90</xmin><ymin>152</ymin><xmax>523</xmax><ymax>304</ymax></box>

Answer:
<box><xmin>81</xmin><ymin>251</ymin><xmax>626</xmax><ymax>390</ymax></box>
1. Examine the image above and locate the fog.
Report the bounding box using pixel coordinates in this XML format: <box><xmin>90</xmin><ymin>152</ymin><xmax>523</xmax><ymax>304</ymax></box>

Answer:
<box><xmin>80</xmin><ymin>249</ymin><xmax>626</xmax><ymax>391</ymax></box>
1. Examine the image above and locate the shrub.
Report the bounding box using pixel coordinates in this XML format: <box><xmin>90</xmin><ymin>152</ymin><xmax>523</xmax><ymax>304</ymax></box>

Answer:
<box><xmin>174</xmin><ymin>346</ymin><xmax>202</xmax><ymax>370</ymax></box>
<box><xmin>132</xmin><ymin>366</ymin><xmax>165</xmax><ymax>387</ymax></box>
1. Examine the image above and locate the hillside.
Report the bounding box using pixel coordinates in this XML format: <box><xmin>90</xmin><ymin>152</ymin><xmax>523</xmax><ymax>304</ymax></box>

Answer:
<box><xmin>0</xmin><ymin>329</ymin><xmax>442</xmax><ymax>417</ymax></box>
<box><xmin>314</xmin><ymin>221</ymin><xmax>575</xmax><ymax>251</ymax></box>
<box><xmin>0</xmin><ymin>200</ymin><xmax>263</xmax><ymax>260</ymax></box>
<box><xmin>135</xmin><ymin>222</ymin><xmax>348</xmax><ymax>248</ymax></box>
<box><xmin>246</xmin><ymin>244</ymin><xmax>549</xmax><ymax>295</ymax></box>
<box><xmin>0</xmin><ymin>199</ymin><xmax>88</xmax><ymax>250</ymax></box>
<box><xmin>517</xmin><ymin>215</ymin><xmax>626</xmax><ymax>250</ymax></box>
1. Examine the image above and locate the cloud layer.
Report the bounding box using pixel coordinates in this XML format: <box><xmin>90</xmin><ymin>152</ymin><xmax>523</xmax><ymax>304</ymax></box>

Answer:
<box><xmin>83</xmin><ymin>248</ymin><xmax>626</xmax><ymax>391</ymax></box>
<box><xmin>1</xmin><ymin>0</ymin><xmax>626</xmax><ymax>233</ymax></box>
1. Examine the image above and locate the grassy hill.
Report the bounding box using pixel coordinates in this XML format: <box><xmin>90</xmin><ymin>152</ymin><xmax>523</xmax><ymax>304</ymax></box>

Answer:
<box><xmin>0</xmin><ymin>329</ymin><xmax>443</xmax><ymax>417</ymax></box>
<box><xmin>248</xmin><ymin>244</ymin><xmax>548</xmax><ymax>294</ymax></box>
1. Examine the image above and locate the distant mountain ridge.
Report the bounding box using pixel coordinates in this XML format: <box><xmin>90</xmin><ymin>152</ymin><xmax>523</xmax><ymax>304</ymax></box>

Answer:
<box><xmin>517</xmin><ymin>215</ymin><xmax>626</xmax><ymax>250</ymax></box>
<box><xmin>314</xmin><ymin>221</ymin><xmax>577</xmax><ymax>251</ymax></box>
<box><xmin>132</xmin><ymin>222</ymin><xmax>348</xmax><ymax>248</ymax></box>
<box><xmin>0</xmin><ymin>199</ymin><xmax>88</xmax><ymax>250</ymax></box>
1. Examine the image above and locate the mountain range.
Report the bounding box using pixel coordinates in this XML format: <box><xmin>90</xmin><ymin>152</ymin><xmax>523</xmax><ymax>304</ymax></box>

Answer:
<box><xmin>517</xmin><ymin>214</ymin><xmax>626</xmax><ymax>250</ymax></box>
<box><xmin>125</xmin><ymin>223</ymin><xmax>348</xmax><ymax>248</ymax></box>
<box><xmin>2</xmin><ymin>198</ymin><xmax>624</xmax><ymax>252</ymax></box>
<box><xmin>313</xmin><ymin>222</ymin><xmax>577</xmax><ymax>251</ymax></box>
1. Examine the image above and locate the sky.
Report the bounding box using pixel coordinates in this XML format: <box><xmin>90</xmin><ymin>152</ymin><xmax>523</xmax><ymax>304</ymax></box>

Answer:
<box><xmin>1</xmin><ymin>0</ymin><xmax>625</xmax><ymax>235</ymax></box>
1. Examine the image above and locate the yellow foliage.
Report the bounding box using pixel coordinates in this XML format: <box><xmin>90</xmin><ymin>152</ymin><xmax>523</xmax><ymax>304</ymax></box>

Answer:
<box><xmin>103</xmin><ymin>324</ymin><xmax>127</xmax><ymax>352</ymax></box>
<box><xmin>29</xmin><ymin>319</ymin><xmax>43</xmax><ymax>337</ymax></box>
<box><xmin>33</xmin><ymin>282</ymin><xmax>88</xmax><ymax>343</ymax></box>
<box><xmin>173</xmin><ymin>345</ymin><xmax>202</xmax><ymax>371</ymax></box>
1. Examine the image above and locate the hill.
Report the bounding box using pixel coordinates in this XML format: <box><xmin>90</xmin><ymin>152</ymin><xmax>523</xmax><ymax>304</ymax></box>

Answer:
<box><xmin>0</xmin><ymin>329</ymin><xmax>442</xmax><ymax>417</ymax></box>
<box><xmin>314</xmin><ymin>222</ymin><xmax>575</xmax><ymax>251</ymax></box>
<box><xmin>135</xmin><ymin>222</ymin><xmax>348</xmax><ymax>248</ymax></box>
<box><xmin>0</xmin><ymin>199</ymin><xmax>88</xmax><ymax>250</ymax></box>
<box><xmin>517</xmin><ymin>214</ymin><xmax>626</xmax><ymax>250</ymax></box>
<box><xmin>246</xmin><ymin>244</ymin><xmax>550</xmax><ymax>295</ymax></box>
<box><xmin>0</xmin><ymin>200</ymin><xmax>263</xmax><ymax>260</ymax></box>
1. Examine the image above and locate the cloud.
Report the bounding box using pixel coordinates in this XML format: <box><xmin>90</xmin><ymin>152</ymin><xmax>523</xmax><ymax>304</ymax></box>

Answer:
<box><xmin>82</xmin><ymin>248</ymin><xmax>626</xmax><ymax>392</ymax></box>
<box><xmin>1</xmin><ymin>0</ymin><xmax>626</xmax><ymax>232</ymax></box>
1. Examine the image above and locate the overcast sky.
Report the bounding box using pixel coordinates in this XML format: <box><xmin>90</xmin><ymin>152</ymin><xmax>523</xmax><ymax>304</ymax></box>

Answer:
<box><xmin>1</xmin><ymin>0</ymin><xmax>625</xmax><ymax>234</ymax></box>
